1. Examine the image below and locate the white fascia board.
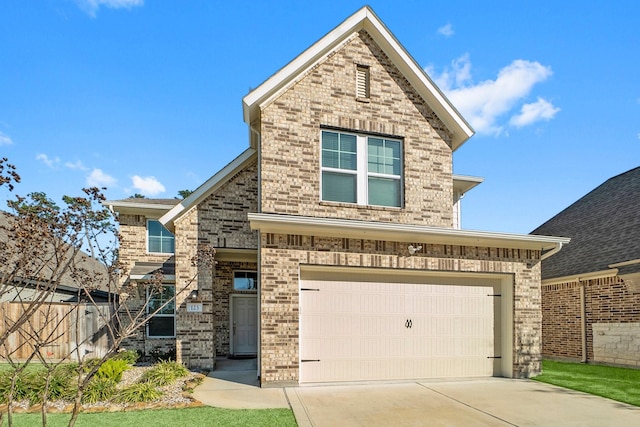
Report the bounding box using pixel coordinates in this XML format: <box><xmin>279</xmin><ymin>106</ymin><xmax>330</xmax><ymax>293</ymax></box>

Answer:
<box><xmin>242</xmin><ymin>6</ymin><xmax>473</xmax><ymax>149</ymax></box>
<box><xmin>453</xmin><ymin>174</ymin><xmax>485</xmax><ymax>194</ymax></box>
<box><xmin>542</xmin><ymin>269</ymin><xmax>619</xmax><ymax>286</ymax></box>
<box><xmin>248</xmin><ymin>213</ymin><xmax>570</xmax><ymax>251</ymax></box>
<box><xmin>160</xmin><ymin>148</ymin><xmax>257</xmax><ymax>231</ymax></box>
<box><xmin>242</xmin><ymin>7</ymin><xmax>368</xmax><ymax>123</ymax></box>
<box><xmin>105</xmin><ymin>201</ymin><xmax>176</xmax><ymax>217</ymax></box>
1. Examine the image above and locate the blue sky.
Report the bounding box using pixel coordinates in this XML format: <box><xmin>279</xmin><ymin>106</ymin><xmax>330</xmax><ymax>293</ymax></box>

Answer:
<box><xmin>1</xmin><ymin>0</ymin><xmax>638</xmax><ymax>234</ymax></box>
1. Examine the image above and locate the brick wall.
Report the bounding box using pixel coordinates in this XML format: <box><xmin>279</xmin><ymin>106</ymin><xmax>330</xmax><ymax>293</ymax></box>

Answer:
<box><xmin>259</xmin><ymin>30</ymin><xmax>454</xmax><ymax>227</ymax></box>
<box><xmin>541</xmin><ymin>281</ymin><xmax>583</xmax><ymax>359</ymax></box>
<box><xmin>116</xmin><ymin>161</ymin><xmax>259</xmax><ymax>369</ymax></box>
<box><xmin>541</xmin><ymin>276</ymin><xmax>640</xmax><ymax>366</ymax></box>
<box><xmin>259</xmin><ymin>233</ymin><xmax>542</xmax><ymax>385</ymax></box>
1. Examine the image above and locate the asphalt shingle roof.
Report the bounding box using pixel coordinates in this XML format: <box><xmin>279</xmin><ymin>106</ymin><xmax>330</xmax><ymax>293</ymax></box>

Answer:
<box><xmin>531</xmin><ymin>166</ymin><xmax>640</xmax><ymax>280</ymax></box>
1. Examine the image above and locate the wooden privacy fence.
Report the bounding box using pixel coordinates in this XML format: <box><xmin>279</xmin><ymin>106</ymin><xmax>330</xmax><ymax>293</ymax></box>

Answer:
<box><xmin>0</xmin><ymin>302</ymin><xmax>113</xmax><ymax>361</ymax></box>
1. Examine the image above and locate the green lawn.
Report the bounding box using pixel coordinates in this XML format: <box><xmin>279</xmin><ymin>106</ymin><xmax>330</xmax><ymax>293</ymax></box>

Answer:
<box><xmin>534</xmin><ymin>360</ymin><xmax>640</xmax><ymax>406</ymax></box>
<box><xmin>6</xmin><ymin>407</ymin><xmax>297</xmax><ymax>427</ymax></box>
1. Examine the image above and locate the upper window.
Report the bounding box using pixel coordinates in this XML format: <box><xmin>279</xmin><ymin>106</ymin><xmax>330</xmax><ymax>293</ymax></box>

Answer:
<box><xmin>321</xmin><ymin>130</ymin><xmax>402</xmax><ymax>207</ymax></box>
<box><xmin>234</xmin><ymin>271</ymin><xmax>258</xmax><ymax>290</ymax></box>
<box><xmin>147</xmin><ymin>284</ymin><xmax>175</xmax><ymax>338</ymax></box>
<box><xmin>147</xmin><ymin>220</ymin><xmax>175</xmax><ymax>254</ymax></box>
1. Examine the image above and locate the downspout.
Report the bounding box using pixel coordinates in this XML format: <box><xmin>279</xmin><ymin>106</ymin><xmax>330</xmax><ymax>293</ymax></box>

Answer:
<box><xmin>579</xmin><ymin>279</ymin><xmax>587</xmax><ymax>363</ymax></box>
<box><xmin>541</xmin><ymin>242</ymin><xmax>563</xmax><ymax>261</ymax></box>
<box><xmin>249</xmin><ymin>122</ymin><xmax>262</xmax><ymax>383</ymax></box>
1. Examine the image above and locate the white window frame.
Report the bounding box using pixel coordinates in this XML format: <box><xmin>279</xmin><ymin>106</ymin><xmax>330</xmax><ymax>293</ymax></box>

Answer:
<box><xmin>146</xmin><ymin>284</ymin><xmax>176</xmax><ymax>338</ymax></box>
<box><xmin>147</xmin><ymin>219</ymin><xmax>175</xmax><ymax>254</ymax></box>
<box><xmin>320</xmin><ymin>129</ymin><xmax>403</xmax><ymax>207</ymax></box>
<box><xmin>233</xmin><ymin>270</ymin><xmax>258</xmax><ymax>291</ymax></box>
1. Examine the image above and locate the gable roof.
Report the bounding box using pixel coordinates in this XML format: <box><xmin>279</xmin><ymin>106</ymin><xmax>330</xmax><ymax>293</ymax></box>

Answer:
<box><xmin>159</xmin><ymin>148</ymin><xmax>257</xmax><ymax>231</ymax></box>
<box><xmin>242</xmin><ymin>6</ymin><xmax>473</xmax><ymax>151</ymax></box>
<box><xmin>531</xmin><ymin>166</ymin><xmax>640</xmax><ymax>280</ymax></box>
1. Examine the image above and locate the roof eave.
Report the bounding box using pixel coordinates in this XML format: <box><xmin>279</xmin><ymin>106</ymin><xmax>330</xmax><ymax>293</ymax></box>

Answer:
<box><xmin>159</xmin><ymin>148</ymin><xmax>257</xmax><ymax>231</ymax></box>
<box><xmin>242</xmin><ymin>6</ymin><xmax>473</xmax><ymax>149</ymax></box>
<box><xmin>248</xmin><ymin>213</ymin><xmax>570</xmax><ymax>251</ymax></box>
<box><xmin>103</xmin><ymin>201</ymin><xmax>176</xmax><ymax>217</ymax></box>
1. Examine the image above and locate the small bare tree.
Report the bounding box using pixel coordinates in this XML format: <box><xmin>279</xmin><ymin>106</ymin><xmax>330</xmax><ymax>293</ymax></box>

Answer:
<box><xmin>0</xmin><ymin>158</ymin><xmax>215</xmax><ymax>427</ymax></box>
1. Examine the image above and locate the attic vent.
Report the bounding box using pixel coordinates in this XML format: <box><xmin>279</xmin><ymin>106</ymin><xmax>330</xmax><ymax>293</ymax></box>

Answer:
<box><xmin>356</xmin><ymin>65</ymin><xmax>370</xmax><ymax>99</ymax></box>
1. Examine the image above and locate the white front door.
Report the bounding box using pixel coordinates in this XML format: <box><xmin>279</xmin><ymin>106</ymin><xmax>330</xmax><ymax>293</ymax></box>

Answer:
<box><xmin>231</xmin><ymin>295</ymin><xmax>258</xmax><ymax>355</ymax></box>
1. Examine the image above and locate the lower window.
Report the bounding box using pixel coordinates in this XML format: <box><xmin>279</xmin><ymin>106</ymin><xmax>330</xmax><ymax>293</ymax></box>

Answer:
<box><xmin>147</xmin><ymin>285</ymin><xmax>176</xmax><ymax>338</ymax></box>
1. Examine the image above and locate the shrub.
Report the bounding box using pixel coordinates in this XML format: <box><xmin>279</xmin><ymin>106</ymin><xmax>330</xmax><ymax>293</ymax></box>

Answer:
<box><xmin>95</xmin><ymin>359</ymin><xmax>131</xmax><ymax>383</ymax></box>
<box><xmin>139</xmin><ymin>361</ymin><xmax>189</xmax><ymax>387</ymax></box>
<box><xmin>82</xmin><ymin>377</ymin><xmax>116</xmax><ymax>404</ymax></box>
<box><xmin>114</xmin><ymin>383</ymin><xmax>162</xmax><ymax>403</ymax></box>
<box><xmin>149</xmin><ymin>346</ymin><xmax>176</xmax><ymax>362</ymax></box>
<box><xmin>0</xmin><ymin>370</ymin><xmax>32</xmax><ymax>403</ymax></box>
<box><xmin>112</xmin><ymin>349</ymin><xmax>139</xmax><ymax>365</ymax></box>
<box><xmin>83</xmin><ymin>358</ymin><xmax>103</xmax><ymax>373</ymax></box>
<box><xmin>0</xmin><ymin>367</ymin><xmax>76</xmax><ymax>404</ymax></box>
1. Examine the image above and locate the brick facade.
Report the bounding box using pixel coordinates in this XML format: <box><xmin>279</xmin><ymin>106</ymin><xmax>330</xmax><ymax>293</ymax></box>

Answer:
<box><xmin>260</xmin><ymin>30</ymin><xmax>454</xmax><ymax>227</ymax></box>
<box><xmin>116</xmin><ymin>162</ymin><xmax>259</xmax><ymax>369</ymax></box>
<box><xmin>542</xmin><ymin>276</ymin><xmax>640</xmax><ymax>366</ymax></box>
<box><xmin>259</xmin><ymin>234</ymin><xmax>543</xmax><ymax>385</ymax></box>
<box><xmin>113</xmin><ymin>15</ymin><xmax>553</xmax><ymax>385</ymax></box>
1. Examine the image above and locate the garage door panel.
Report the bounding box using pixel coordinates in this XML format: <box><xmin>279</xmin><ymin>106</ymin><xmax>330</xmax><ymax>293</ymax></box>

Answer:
<box><xmin>300</xmin><ymin>280</ymin><xmax>496</xmax><ymax>383</ymax></box>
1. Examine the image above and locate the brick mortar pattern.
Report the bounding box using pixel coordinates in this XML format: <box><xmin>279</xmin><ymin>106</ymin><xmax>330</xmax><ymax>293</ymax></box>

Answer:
<box><xmin>541</xmin><ymin>276</ymin><xmax>640</xmax><ymax>366</ymax></box>
<box><xmin>260</xmin><ymin>30</ymin><xmax>455</xmax><ymax>227</ymax></box>
<box><xmin>260</xmin><ymin>233</ymin><xmax>542</xmax><ymax>385</ymax></box>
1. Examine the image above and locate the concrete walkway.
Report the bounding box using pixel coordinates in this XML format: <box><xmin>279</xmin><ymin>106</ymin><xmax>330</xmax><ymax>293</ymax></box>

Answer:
<box><xmin>192</xmin><ymin>363</ymin><xmax>640</xmax><ymax>426</ymax></box>
<box><xmin>191</xmin><ymin>357</ymin><xmax>289</xmax><ymax>410</ymax></box>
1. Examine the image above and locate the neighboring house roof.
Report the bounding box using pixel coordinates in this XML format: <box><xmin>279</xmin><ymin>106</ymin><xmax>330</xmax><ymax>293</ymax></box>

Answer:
<box><xmin>531</xmin><ymin>166</ymin><xmax>640</xmax><ymax>280</ymax></box>
<box><xmin>0</xmin><ymin>211</ymin><xmax>112</xmax><ymax>301</ymax></box>
<box><xmin>242</xmin><ymin>6</ymin><xmax>474</xmax><ymax>151</ymax></box>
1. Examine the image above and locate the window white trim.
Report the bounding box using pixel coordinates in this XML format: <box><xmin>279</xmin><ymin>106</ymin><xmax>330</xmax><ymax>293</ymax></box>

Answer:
<box><xmin>146</xmin><ymin>284</ymin><xmax>176</xmax><ymax>339</ymax></box>
<box><xmin>320</xmin><ymin>129</ymin><xmax>403</xmax><ymax>207</ymax></box>
<box><xmin>147</xmin><ymin>219</ymin><xmax>175</xmax><ymax>255</ymax></box>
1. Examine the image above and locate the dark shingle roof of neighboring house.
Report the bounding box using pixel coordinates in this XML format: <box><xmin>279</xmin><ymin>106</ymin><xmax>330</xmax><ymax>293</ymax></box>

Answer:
<box><xmin>0</xmin><ymin>211</ymin><xmax>113</xmax><ymax>301</ymax></box>
<box><xmin>531</xmin><ymin>166</ymin><xmax>640</xmax><ymax>280</ymax></box>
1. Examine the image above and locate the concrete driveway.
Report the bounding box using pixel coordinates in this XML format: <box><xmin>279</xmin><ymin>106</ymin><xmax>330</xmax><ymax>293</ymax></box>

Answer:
<box><xmin>285</xmin><ymin>378</ymin><xmax>640</xmax><ymax>427</ymax></box>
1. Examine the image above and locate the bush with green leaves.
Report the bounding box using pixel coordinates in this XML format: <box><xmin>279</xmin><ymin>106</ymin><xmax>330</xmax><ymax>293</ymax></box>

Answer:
<box><xmin>0</xmin><ymin>366</ymin><xmax>76</xmax><ymax>404</ymax></box>
<box><xmin>81</xmin><ymin>377</ymin><xmax>117</xmax><ymax>404</ymax></box>
<box><xmin>0</xmin><ymin>369</ymin><xmax>32</xmax><ymax>403</ymax></box>
<box><xmin>114</xmin><ymin>383</ymin><xmax>163</xmax><ymax>403</ymax></box>
<box><xmin>139</xmin><ymin>361</ymin><xmax>189</xmax><ymax>387</ymax></box>
<box><xmin>112</xmin><ymin>349</ymin><xmax>140</xmax><ymax>365</ymax></box>
<box><xmin>95</xmin><ymin>358</ymin><xmax>131</xmax><ymax>383</ymax></box>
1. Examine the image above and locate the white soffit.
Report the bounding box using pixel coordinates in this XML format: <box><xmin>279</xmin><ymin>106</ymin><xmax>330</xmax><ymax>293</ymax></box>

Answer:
<box><xmin>453</xmin><ymin>174</ymin><xmax>485</xmax><ymax>194</ymax></box>
<box><xmin>248</xmin><ymin>213</ymin><xmax>570</xmax><ymax>251</ymax></box>
<box><xmin>159</xmin><ymin>148</ymin><xmax>257</xmax><ymax>231</ymax></box>
<box><xmin>242</xmin><ymin>6</ymin><xmax>473</xmax><ymax>150</ymax></box>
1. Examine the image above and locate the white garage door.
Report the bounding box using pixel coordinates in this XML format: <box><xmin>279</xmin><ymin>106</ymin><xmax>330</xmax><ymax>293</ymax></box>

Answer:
<box><xmin>300</xmin><ymin>280</ymin><xmax>497</xmax><ymax>383</ymax></box>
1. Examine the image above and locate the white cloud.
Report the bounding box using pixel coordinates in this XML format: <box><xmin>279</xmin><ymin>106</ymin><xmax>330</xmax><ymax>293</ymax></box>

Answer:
<box><xmin>510</xmin><ymin>97</ymin><xmax>560</xmax><ymax>127</ymax></box>
<box><xmin>437</xmin><ymin>23</ymin><xmax>454</xmax><ymax>38</ymax></box>
<box><xmin>131</xmin><ymin>175</ymin><xmax>165</xmax><ymax>196</ymax></box>
<box><xmin>75</xmin><ymin>0</ymin><xmax>143</xmax><ymax>17</ymax></box>
<box><xmin>65</xmin><ymin>160</ymin><xmax>89</xmax><ymax>171</ymax></box>
<box><xmin>428</xmin><ymin>55</ymin><xmax>557</xmax><ymax>135</ymax></box>
<box><xmin>0</xmin><ymin>131</ymin><xmax>13</xmax><ymax>146</ymax></box>
<box><xmin>87</xmin><ymin>168</ymin><xmax>116</xmax><ymax>187</ymax></box>
<box><xmin>36</xmin><ymin>153</ymin><xmax>60</xmax><ymax>168</ymax></box>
